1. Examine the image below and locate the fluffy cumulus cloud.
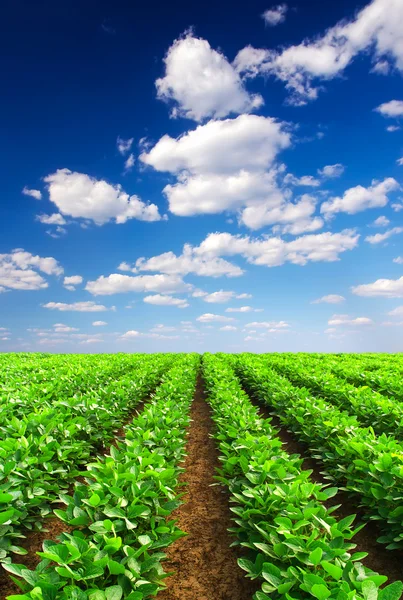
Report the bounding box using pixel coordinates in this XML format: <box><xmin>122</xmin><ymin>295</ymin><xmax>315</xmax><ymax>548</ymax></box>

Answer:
<box><xmin>262</xmin><ymin>4</ymin><xmax>288</xmax><ymax>26</ymax></box>
<box><xmin>328</xmin><ymin>314</ymin><xmax>373</xmax><ymax>326</ymax></box>
<box><xmin>195</xmin><ymin>229</ymin><xmax>359</xmax><ymax>267</ymax></box>
<box><xmin>371</xmin><ymin>216</ymin><xmax>390</xmax><ymax>227</ymax></box>
<box><xmin>311</xmin><ymin>294</ymin><xmax>345</xmax><ymax>304</ymax></box>
<box><xmin>155</xmin><ymin>33</ymin><xmax>263</xmax><ymax>122</ymax></box>
<box><xmin>234</xmin><ymin>0</ymin><xmax>403</xmax><ymax>104</ymax></box>
<box><xmin>141</xmin><ymin>114</ymin><xmax>324</xmax><ymax>232</ymax></box>
<box><xmin>63</xmin><ymin>275</ymin><xmax>83</xmax><ymax>291</ymax></box>
<box><xmin>220</xmin><ymin>325</ymin><xmax>238</xmax><ymax>331</ymax></box>
<box><xmin>143</xmin><ymin>294</ymin><xmax>189</xmax><ymax>308</ymax></box>
<box><xmin>0</xmin><ymin>249</ymin><xmax>63</xmax><ymax>292</ymax></box>
<box><xmin>135</xmin><ymin>244</ymin><xmax>243</xmax><ymax>278</ymax></box>
<box><xmin>365</xmin><ymin>227</ymin><xmax>403</xmax><ymax>244</ymax></box>
<box><xmin>86</xmin><ymin>273</ymin><xmax>191</xmax><ymax>296</ymax></box>
<box><xmin>320</xmin><ymin>178</ymin><xmax>399</xmax><ymax>216</ymax></box>
<box><xmin>318</xmin><ymin>164</ymin><xmax>345</xmax><ymax>178</ymax></box>
<box><xmin>375</xmin><ymin>100</ymin><xmax>403</xmax><ymax>117</ymax></box>
<box><xmin>22</xmin><ymin>186</ymin><xmax>42</xmax><ymax>200</ymax></box>
<box><xmin>352</xmin><ymin>276</ymin><xmax>403</xmax><ymax>297</ymax></box>
<box><xmin>43</xmin><ymin>301</ymin><xmax>111</xmax><ymax>312</ymax></box>
<box><xmin>196</xmin><ymin>313</ymin><xmax>235</xmax><ymax>323</ymax></box>
<box><xmin>44</xmin><ymin>169</ymin><xmax>162</xmax><ymax>226</ymax></box>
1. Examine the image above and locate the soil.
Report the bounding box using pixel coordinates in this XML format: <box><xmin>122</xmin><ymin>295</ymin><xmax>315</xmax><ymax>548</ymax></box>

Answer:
<box><xmin>249</xmin><ymin>392</ymin><xmax>403</xmax><ymax>584</ymax></box>
<box><xmin>157</xmin><ymin>375</ymin><xmax>259</xmax><ymax>600</ymax></box>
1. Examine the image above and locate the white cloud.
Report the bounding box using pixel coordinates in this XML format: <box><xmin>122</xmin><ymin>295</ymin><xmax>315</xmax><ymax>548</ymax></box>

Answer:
<box><xmin>86</xmin><ymin>273</ymin><xmax>191</xmax><ymax>296</ymax></box>
<box><xmin>141</xmin><ymin>115</ymin><xmax>290</xmax><ymax>180</ymax></box>
<box><xmin>318</xmin><ymin>164</ymin><xmax>345</xmax><ymax>178</ymax></box>
<box><xmin>220</xmin><ymin>325</ymin><xmax>238</xmax><ymax>331</ymax></box>
<box><xmin>117</xmin><ymin>136</ymin><xmax>134</xmax><ymax>155</ymax></box>
<box><xmin>53</xmin><ymin>324</ymin><xmax>79</xmax><ymax>333</ymax></box>
<box><xmin>143</xmin><ymin>294</ymin><xmax>189</xmax><ymax>308</ymax></box>
<box><xmin>352</xmin><ymin>276</ymin><xmax>403</xmax><ymax>298</ymax></box>
<box><xmin>321</xmin><ymin>178</ymin><xmax>399</xmax><ymax>216</ymax></box>
<box><xmin>375</xmin><ymin>100</ymin><xmax>403</xmax><ymax>118</ymax></box>
<box><xmin>226</xmin><ymin>306</ymin><xmax>263</xmax><ymax>313</ymax></box>
<box><xmin>140</xmin><ymin>115</ymin><xmax>306</xmax><ymax>230</ymax></box>
<box><xmin>117</xmin><ymin>262</ymin><xmax>133</xmax><ymax>272</ymax></box>
<box><xmin>121</xmin><ymin>330</ymin><xmax>140</xmax><ymax>339</ymax></box>
<box><xmin>311</xmin><ymin>294</ymin><xmax>345</xmax><ymax>304</ymax></box>
<box><xmin>155</xmin><ymin>32</ymin><xmax>263</xmax><ymax>122</ymax></box>
<box><xmin>371</xmin><ymin>59</ymin><xmax>390</xmax><ymax>74</ymax></box>
<box><xmin>36</xmin><ymin>213</ymin><xmax>66</xmax><ymax>226</ymax></box>
<box><xmin>328</xmin><ymin>314</ymin><xmax>373</xmax><ymax>326</ymax></box>
<box><xmin>196</xmin><ymin>313</ymin><xmax>235</xmax><ymax>323</ymax></box>
<box><xmin>393</xmin><ymin>256</ymin><xmax>403</xmax><ymax>264</ymax></box>
<box><xmin>245</xmin><ymin>320</ymin><xmax>289</xmax><ymax>329</ymax></box>
<box><xmin>93</xmin><ymin>321</ymin><xmax>107</xmax><ymax>326</ymax></box>
<box><xmin>46</xmin><ymin>226</ymin><xmax>67</xmax><ymax>239</ymax></box>
<box><xmin>283</xmin><ymin>174</ymin><xmax>321</xmax><ymax>187</ymax></box>
<box><xmin>43</xmin><ymin>301</ymin><xmax>111</xmax><ymax>312</ymax></box>
<box><xmin>365</xmin><ymin>226</ymin><xmax>403</xmax><ymax>244</ymax></box>
<box><xmin>262</xmin><ymin>4</ymin><xmax>288</xmax><ymax>26</ymax></box>
<box><xmin>44</xmin><ymin>169</ymin><xmax>162</xmax><ymax>225</ymax></box>
<box><xmin>124</xmin><ymin>153</ymin><xmax>135</xmax><ymax>172</ymax></box>
<box><xmin>63</xmin><ymin>275</ymin><xmax>83</xmax><ymax>291</ymax></box>
<box><xmin>388</xmin><ymin>306</ymin><xmax>403</xmax><ymax>316</ymax></box>
<box><xmin>200</xmin><ymin>290</ymin><xmax>253</xmax><ymax>303</ymax></box>
<box><xmin>0</xmin><ymin>249</ymin><xmax>63</xmax><ymax>292</ymax></box>
<box><xmin>196</xmin><ymin>229</ymin><xmax>359</xmax><ymax>267</ymax></box>
<box><xmin>135</xmin><ymin>244</ymin><xmax>243</xmax><ymax>278</ymax></box>
<box><xmin>397</xmin><ymin>157</ymin><xmax>403</xmax><ymax>166</ymax></box>
<box><xmin>371</xmin><ymin>215</ymin><xmax>390</xmax><ymax>227</ymax></box>
<box><xmin>235</xmin><ymin>0</ymin><xmax>403</xmax><ymax>105</ymax></box>
<box><xmin>150</xmin><ymin>324</ymin><xmax>177</xmax><ymax>333</ymax></box>
<box><xmin>22</xmin><ymin>186</ymin><xmax>42</xmax><ymax>200</ymax></box>
<box><xmin>387</xmin><ymin>125</ymin><xmax>401</xmax><ymax>132</ymax></box>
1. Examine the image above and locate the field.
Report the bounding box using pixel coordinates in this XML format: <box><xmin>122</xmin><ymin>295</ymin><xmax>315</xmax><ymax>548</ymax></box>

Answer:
<box><xmin>1</xmin><ymin>353</ymin><xmax>403</xmax><ymax>600</ymax></box>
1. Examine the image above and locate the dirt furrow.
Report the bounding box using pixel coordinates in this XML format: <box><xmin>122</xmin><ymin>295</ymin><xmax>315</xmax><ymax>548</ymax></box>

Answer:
<box><xmin>158</xmin><ymin>376</ymin><xmax>258</xmax><ymax>600</ymax></box>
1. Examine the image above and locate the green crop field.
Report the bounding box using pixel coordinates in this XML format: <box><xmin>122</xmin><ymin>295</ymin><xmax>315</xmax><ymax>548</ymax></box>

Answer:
<box><xmin>1</xmin><ymin>352</ymin><xmax>403</xmax><ymax>600</ymax></box>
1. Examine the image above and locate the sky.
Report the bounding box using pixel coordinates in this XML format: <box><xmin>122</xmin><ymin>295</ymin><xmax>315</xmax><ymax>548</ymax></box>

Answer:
<box><xmin>1</xmin><ymin>0</ymin><xmax>403</xmax><ymax>353</ymax></box>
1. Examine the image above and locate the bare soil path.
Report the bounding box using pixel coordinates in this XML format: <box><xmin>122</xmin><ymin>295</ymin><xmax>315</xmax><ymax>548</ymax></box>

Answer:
<box><xmin>158</xmin><ymin>375</ymin><xmax>258</xmax><ymax>600</ymax></box>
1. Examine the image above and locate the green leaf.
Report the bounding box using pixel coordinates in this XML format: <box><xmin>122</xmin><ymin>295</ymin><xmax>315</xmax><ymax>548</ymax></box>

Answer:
<box><xmin>362</xmin><ymin>580</ymin><xmax>379</xmax><ymax>600</ymax></box>
<box><xmin>311</xmin><ymin>584</ymin><xmax>331</xmax><ymax>600</ymax></box>
<box><xmin>321</xmin><ymin>560</ymin><xmax>343</xmax><ymax>580</ymax></box>
<box><xmin>105</xmin><ymin>587</ymin><xmax>123</xmax><ymax>600</ymax></box>
<box><xmin>0</xmin><ymin>509</ymin><xmax>14</xmax><ymax>524</ymax></box>
<box><xmin>0</xmin><ymin>493</ymin><xmax>13</xmax><ymax>503</ymax></box>
<box><xmin>89</xmin><ymin>493</ymin><xmax>101</xmax><ymax>507</ymax></box>
<box><xmin>108</xmin><ymin>560</ymin><xmax>125</xmax><ymax>575</ymax></box>
<box><xmin>379</xmin><ymin>582</ymin><xmax>403</xmax><ymax>600</ymax></box>
<box><xmin>309</xmin><ymin>548</ymin><xmax>323</xmax><ymax>566</ymax></box>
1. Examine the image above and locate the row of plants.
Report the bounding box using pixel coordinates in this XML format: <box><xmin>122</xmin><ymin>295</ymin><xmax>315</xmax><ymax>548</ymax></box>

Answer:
<box><xmin>265</xmin><ymin>355</ymin><xmax>403</xmax><ymax>439</ymax></box>
<box><xmin>3</xmin><ymin>353</ymin><xmax>200</xmax><ymax>599</ymax></box>
<box><xmin>1</xmin><ymin>354</ymin><xmax>175</xmax><ymax>562</ymax></box>
<box><xmin>234</xmin><ymin>354</ymin><xmax>403</xmax><ymax>550</ymax></box>
<box><xmin>203</xmin><ymin>353</ymin><xmax>402</xmax><ymax>600</ymax></box>
<box><xmin>0</xmin><ymin>354</ymin><xmax>151</xmax><ymax>421</ymax></box>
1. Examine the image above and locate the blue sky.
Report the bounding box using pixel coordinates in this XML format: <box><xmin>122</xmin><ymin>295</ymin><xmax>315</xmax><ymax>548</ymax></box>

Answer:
<box><xmin>1</xmin><ymin>0</ymin><xmax>403</xmax><ymax>353</ymax></box>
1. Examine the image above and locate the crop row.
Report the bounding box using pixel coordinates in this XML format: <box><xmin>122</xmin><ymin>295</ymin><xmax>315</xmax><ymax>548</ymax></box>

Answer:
<box><xmin>266</xmin><ymin>355</ymin><xmax>403</xmax><ymax>439</ymax></box>
<box><xmin>235</xmin><ymin>354</ymin><xmax>403</xmax><ymax>549</ymax></box>
<box><xmin>203</xmin><ymin>354</ymin><xmax>402</xmax><ymax>600</ymax></box>
<box><xmin>1</xmin><ymin>354</ymin><xmax>175</xmax><ymax>562</ymax></box>
<box><xmin>4</xmin><ymin>354</ymin><xmax>200</xmax><ymax>600</ymax></box>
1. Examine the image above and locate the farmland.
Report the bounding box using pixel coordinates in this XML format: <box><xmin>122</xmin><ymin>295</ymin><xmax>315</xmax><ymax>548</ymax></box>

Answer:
<box><xmin>1</xmin><ymin>353</ymin><xmax>403</xmax><ymax>600</ymax></box>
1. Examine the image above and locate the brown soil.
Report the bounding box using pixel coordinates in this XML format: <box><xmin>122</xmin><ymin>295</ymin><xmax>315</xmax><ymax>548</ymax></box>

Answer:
<box><xmin>157</xmin><ymin>376</ymin><xmax>258</xmax><ymax>600</ymax></box>
<box><xmin>251</xmin><ymin>396</ymin><xmax>403</xmax><ymax>583</ymax></box>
